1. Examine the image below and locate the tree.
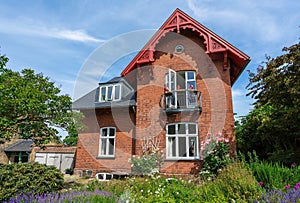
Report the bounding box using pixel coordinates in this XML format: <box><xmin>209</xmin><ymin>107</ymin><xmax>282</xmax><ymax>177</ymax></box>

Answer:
<box><xmin>63</xmin><ymin>111</ymin><xmax>85</xmax><ymax>146</ymax></box>
<box><xmin>236</xmin><ymin>39</ymin><xmax>300</xmax><ymax>165</ymax></box>
<box><xmin>0</xmin><ymin>54</ymin><xmax>83</xmax><ymax>145</ymax></box>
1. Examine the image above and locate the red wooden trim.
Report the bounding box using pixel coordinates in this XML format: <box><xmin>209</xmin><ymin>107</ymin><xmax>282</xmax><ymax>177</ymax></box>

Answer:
<box><xmin>121</xmin><ymin>8</ymin><xmax>250</xmax><ymax>83</ymax></box>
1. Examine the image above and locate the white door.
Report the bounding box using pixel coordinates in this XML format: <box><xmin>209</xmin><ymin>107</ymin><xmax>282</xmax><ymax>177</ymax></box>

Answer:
<box><xmin>46</xmin><ymin>153</ymin><xmax>61</xmax><ymax>169</ymax></box>
<box><xmin>35</xmin><ymin>153</ymin><xmax>47</xmax><ymax>164</ymax></box>
<box><xmin>60</xmin><ymin>154</ymin><xmax>75</xmax><ymax>172</ymax></box>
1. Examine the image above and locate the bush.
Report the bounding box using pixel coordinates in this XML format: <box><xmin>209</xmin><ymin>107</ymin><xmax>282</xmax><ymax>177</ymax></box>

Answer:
<box><xmin>129</xmin><ymin>152</ymin><xmax>163</xmax><ymax>175</ymax></box>
<box><xmin>0</xmin><ymin>162</ymin><xmax>64</xmax><ymax>202</ymax></box>
<box><xmin>85</xmin><ymin>162</ymin><xmax>262</xmax><ymax>202</ymax></box>
<box><xmin>86</xmin><ymin>175</ymin><xmax>200</xmax><ymax>202</ymax></box>
<box><xmin>200</xmin><ymin>134</ymin><xmax>232</xmax><ymax>179</ymax></box>
<box><xmin>123</xmin><ymin>175</ymin><xmax>200</xmax><ymax>202</ymax></box>
<box><xmin>198</xmin><ymin>162</ymin><xmax>262</xmax><ymax>202</ymax></box>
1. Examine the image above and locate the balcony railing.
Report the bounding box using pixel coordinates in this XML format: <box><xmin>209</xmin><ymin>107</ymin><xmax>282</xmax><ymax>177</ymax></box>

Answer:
<box><xmin>161</xmin><ymin>90</ymin><xmax>202</xmax><ymax>113</ymax></box>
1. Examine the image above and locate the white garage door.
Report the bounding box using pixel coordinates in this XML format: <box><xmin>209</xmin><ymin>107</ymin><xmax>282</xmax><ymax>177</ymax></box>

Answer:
<box><xmin>35</xmin><ymin>153</ymin><xmax>74</xmax><ymax>172</ymax></box>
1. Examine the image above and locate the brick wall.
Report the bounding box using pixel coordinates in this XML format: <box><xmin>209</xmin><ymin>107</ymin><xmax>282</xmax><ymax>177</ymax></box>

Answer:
<box><xmin>74</xmin><ymin>108</ymin><xmax>135</xmax><ymax>176</ymax></box>
<box><xmin>134</xmin><ymin>29</ymin><xmax>236</xmax><ymax>174</ymax></box>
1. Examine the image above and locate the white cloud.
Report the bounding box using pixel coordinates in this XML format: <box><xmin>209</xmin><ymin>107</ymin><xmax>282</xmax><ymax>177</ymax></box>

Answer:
<box><xmin>232</xmin><ymin>89</ymin><xmax>244</xmax><ymax>98</ymax></box>
<box><xmin>0</xmin><ymin>18</ymin><xmax>104</xmax><ymax>44</ymax></box>
<box><xmin>54</xmin><ymin>29</ymin><xmax>104</xmax><ymax>43</ymax></box>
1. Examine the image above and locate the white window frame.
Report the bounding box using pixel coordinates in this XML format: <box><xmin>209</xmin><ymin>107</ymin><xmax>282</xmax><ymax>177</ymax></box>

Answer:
<box><xmin>95</xmin><ymin>173</ymin><xmax>113</xmax><ymax>181</ymax></box>
<box><xmin>165</xmin><ymin>69</ymin><xmax>177</xmax><ymax>108</ymax></box>
<box><xmin>98</xmin><ymin>127</ymin><xmax>116</xmax><ymax>158</ymax></box>
<box><xmin>185</xmin><ymin>71</ymin><xmax>197</xmax><ymax>108</ymax></box>
<box><xmin>165</xmin><ymin>70</ymin><xmax>197</xmax><ymax>108</ymax></box>
<box><xmin>99</xmin><ymin>84</ymin><xmax>121</xmax><ymax>102</ymax></box>
<box><xmin>166</xmin><ymin>122</ymin><xmax>199</xmax><ymax>160</ymax></box>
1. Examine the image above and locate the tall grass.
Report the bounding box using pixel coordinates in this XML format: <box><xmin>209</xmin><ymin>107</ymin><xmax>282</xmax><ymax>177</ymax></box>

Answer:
<box><xmin>240</xmin><ymin>151</ymin><xmax>300</xmax><ymax>189</ymax></box>
<box><xmin>198</xmin><ymin>162</ymin><xmax>262</xmax><ymax>202</ymax></box>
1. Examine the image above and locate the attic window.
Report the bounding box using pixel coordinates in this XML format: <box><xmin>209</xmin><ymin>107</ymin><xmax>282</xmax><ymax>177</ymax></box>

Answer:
<box><xmin>175</xmin><ymin>44</ymin><xmax>184</xmax><ymax>54</ymax></box>
<box><xmin>99</xmin><ymin>84</ymin><xmax>121</xmax><ymax>102</ymax></box>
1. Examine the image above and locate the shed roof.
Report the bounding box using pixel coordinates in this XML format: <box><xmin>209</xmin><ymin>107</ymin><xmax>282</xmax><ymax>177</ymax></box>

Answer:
<box><xmin>34</xmin><ymin>146</ymin><xmax>76</xmax><ymax>153</ymax></box>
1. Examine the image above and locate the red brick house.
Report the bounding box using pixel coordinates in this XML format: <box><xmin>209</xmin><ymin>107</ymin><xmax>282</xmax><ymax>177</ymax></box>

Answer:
<box><xmin>73</xmin><ymin>8</ymin><xmax>250</xmax><ymax>177</ymax></box>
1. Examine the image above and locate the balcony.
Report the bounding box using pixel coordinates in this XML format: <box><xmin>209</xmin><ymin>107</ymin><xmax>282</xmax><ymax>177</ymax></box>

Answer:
<box><xmin>161</xmin><ymin>90</ymin><xmax>202</xmax><ymax>114</ymax></box>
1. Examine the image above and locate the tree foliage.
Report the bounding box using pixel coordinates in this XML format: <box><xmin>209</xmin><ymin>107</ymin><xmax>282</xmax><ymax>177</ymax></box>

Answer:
<box><xmin>0</xmin><ymin>54</ymin><xmax>83</xmax><ymax>145</ymax></box>
<box><xmin>63</xmin><ymin>111</ymin><xmax>85</xmax><ymax>146</ymax></box>
<box><xmin>236</xmin><ymin>39</ymin><xmax>300</xmax><ymax>165</ymax></box>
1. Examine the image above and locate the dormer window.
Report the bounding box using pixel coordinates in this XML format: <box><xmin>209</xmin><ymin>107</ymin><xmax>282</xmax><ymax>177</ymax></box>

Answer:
<box><xmin>99</xmin><ymin>84</ymin><xmax>121</xmax><ymax>102</ymax></box>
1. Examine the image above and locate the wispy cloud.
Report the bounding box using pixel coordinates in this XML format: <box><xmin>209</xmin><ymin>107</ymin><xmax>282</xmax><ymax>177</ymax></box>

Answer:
<box><xmin>232</xmin><ymin>89</ymin><xmax>244</xmax><ymax>98</ymax></box>
<box><xmin>53</xmin><ymin>29</ymin><xmax>104</xmax><ymax>43</ymax></box>
<box><xmin>0</xmin><ymin>18</ymin><xmax>105</xmax><ymax>44</ymax></box>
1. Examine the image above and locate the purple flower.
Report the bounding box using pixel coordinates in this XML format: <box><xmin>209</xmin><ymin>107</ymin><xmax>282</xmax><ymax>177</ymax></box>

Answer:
<box><xmin>291</xmin><ymin>162</ymin><xmax>297</xmax><ymax>168</ymax></box>
<box><xmin>285</xmin><ymin>184</ymin><xmax>290</xmax><ymax>189</ymax></box>
<box><xmin>294</xmin><ymin>182</ymin><xmax>300</xmax><ymax>190</ymax></box>
<box><xmin>259</xmin><ymin>181</ymin><xmax>264</xmax><ymax>187</ymax></box>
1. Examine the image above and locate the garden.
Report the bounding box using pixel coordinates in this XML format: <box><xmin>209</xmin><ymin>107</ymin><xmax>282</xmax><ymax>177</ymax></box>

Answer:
<box><xmin>1</xmin><ymin>138</ymin><xmax>299</xmax><ymax>203</ymax></box>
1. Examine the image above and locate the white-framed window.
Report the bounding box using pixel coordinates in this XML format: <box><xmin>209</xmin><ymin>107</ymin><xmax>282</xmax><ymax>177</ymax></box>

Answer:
<box><xmin>166</xmin><ymin>122</ymin><xmax>199</xmax><ymax>160</ymax></box>
<box><xmin>98</xmin><ymin>127</ymin><xmax>116</xmax><ymax>157</ymax></box>
<box><xmin>99</xmin><ymin>84</ymin><xmax>121</xmax><ymax>102</ymax></box>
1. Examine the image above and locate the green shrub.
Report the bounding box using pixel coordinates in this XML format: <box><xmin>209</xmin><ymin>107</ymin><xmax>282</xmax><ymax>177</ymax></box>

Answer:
<box><xmin>198</xmin><ymin>162</ymin><xmax>262</xmax><ymax>202</ymax></box>
<box><xmin>0</xmin><ymin>162</ymin><xmax>64</xmax><ymax>202</ymax></box>
<box><xmin>241</xmin><ymin>152</ymin><xmax>300</xmax><ymax>189</ymax></box>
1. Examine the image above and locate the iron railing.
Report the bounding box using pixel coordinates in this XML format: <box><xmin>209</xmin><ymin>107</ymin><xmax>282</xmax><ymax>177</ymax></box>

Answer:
<box><xmin>161</xmin><ymin>90</ymin><xmax>202</xmax><ymax>113</ymax></box>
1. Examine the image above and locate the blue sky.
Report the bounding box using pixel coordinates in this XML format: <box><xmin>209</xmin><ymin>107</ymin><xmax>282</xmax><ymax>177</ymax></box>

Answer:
<box><xmin>1</xmin><ymin>0</ymin><xmax>299</xmax><ymax>117</ymax></box>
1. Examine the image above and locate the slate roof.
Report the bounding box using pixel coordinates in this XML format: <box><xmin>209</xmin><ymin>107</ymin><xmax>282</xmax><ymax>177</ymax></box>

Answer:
<box><xmin>99</xmin><ymin>77</ymin><xmax>122</xmax><ymax>85</ymax></box>
<box><xmin>73</xmin><ymin>77</ymin><xmax>136</xmax><ymax>110</ymax></box>
<box><xmin>4</xmin><ymin>140</ymin><xmax>34</xmax><ymax>152</ymax></box>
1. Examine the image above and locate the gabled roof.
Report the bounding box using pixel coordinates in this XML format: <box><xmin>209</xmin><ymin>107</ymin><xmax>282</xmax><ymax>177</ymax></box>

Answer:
<box><xmin>121</xmin><ymin>8</ymin><xmax>250</xmax><ymax>85</ymax></box>
<box><xmin>4</xmin><ymin>140</ymin><xmax>34</xmax><ymax>152</ymax></box>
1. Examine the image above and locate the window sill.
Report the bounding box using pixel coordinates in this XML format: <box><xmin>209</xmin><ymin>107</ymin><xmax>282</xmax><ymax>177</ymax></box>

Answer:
<box><xmin>165</xmin><ymin>157</ymin><xmax>201</xmax><ymax>161</ymax></box>
<box><xmin>96</xmin><ymin>156</ymin><xmax>115</xmax><ymax>159</ymax></box>
<box><xmin>97</xmin><ymin>99</ymin><xmax>121</xmax><ymax>103</ymax></box>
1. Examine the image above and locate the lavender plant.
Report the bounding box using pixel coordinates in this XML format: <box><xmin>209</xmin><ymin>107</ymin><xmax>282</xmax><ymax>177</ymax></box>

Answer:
<box><xmin>258</xmin><ymin>184</ymin><xmax>300</xmax><ymax>203</ymax></box>
<box><xmin>4</xmin><ymin>189</ymin><xmax>115</xmax><ymax>203</ymax></box>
